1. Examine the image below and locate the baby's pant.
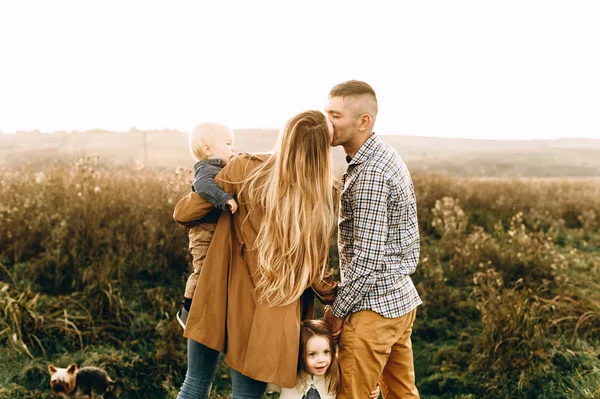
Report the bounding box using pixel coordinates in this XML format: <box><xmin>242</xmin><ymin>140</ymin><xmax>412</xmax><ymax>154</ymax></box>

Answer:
<box><xmin>184</xmin><ymin>223</ymin><xmax>216</xmax><ymax>298</ymax></box>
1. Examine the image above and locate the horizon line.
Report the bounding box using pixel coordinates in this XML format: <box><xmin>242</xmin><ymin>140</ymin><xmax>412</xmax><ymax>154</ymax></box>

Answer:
<box><xmin>0</xmin><ymin>128</ymin><xmax>598</xmax><ymax>142</ymax></box>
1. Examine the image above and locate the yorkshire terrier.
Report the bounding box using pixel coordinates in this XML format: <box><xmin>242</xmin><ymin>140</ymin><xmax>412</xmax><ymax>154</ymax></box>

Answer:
<box><xmin>48</xmin><ymin>363</ymin><xmax>123</xmax><ymax>398</ymax></box>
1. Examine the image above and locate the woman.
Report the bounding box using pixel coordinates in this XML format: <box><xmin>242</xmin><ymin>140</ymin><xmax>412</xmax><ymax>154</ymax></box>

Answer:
<box><xmin>173</xmin><ymin>110</ymin><xmax>338</xmax><ymax>399</ymax></box>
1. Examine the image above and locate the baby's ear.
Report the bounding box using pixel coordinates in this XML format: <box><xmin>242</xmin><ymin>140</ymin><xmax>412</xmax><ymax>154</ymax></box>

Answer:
<box><xmin>67</xmin><ymin>363</ymin><xmax>77</xmax><ymax>374</ymax></box>
<box><xmin>48</xmin><ymin>365</ymin><xmax>57</xmax><ymax>374</ymax></box>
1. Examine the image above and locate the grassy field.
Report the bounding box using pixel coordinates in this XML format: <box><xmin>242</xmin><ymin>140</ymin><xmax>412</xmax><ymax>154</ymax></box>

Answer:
<box><xmin>1</xmin><ymin>157</ymin><xmax>600</xmax><ymax>398</ymax></box>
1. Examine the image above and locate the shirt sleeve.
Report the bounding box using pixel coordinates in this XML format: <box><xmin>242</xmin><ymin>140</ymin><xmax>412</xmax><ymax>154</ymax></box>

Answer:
<box><xmin>331</xmin><ymin>167</ymin><xmax>388</xmax><ymax>318</ymax></box>
<box><xmin>173</xmin><ymin>161</ymin><xmax>237</xmax><ymax>227</ymax></box>
<box><xmin>192</xmin><ymin>164</ymin><xmax>234</xmax><ymax>211</ymax></box>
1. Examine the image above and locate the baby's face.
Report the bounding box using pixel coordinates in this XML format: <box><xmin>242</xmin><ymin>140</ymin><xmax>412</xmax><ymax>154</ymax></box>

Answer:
<box><xmin>210</xmin><ymin>129</ymin><xmax>236</xmax><ymax>164</ymax></box>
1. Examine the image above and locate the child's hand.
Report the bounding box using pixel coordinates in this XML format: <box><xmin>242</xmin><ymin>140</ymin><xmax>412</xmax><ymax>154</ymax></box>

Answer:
<box><xmin>368</xmin><ymin>384</ymin><xmax>380</xmax><ymax>399</ymax></box>
<box><xmin>226</xmin><ymin>199</ymin><xmax>238</xmax><ymax>214</ymax></box>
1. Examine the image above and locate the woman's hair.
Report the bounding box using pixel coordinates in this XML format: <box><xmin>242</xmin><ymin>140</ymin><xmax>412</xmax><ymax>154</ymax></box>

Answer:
<box><xmin>242</xmin><ymin>110</ymin><xmax>335</xmax><ymax>307</ymax></box>
<box><xmin>298</xmin><ymin>320</ymin><xmax>340</xmax><ymax>394</ymax></box>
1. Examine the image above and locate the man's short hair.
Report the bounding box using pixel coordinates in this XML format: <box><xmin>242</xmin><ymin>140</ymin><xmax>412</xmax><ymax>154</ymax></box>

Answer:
<box><xmin>329</xmin><ymin>80</ymin><xmax>378</xmax><ymax>118</ymax></box>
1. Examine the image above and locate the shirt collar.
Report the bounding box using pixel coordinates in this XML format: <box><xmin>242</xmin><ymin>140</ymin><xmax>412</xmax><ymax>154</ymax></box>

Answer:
<box><xmin>193</xmin><ymin>158</ymin><xmax>227</xmax><ymax>171</ymax></box>
<box><xmin>346</xmin><ymin>133</ymin><xmax>380</xmax><ymax>166</ymax></box>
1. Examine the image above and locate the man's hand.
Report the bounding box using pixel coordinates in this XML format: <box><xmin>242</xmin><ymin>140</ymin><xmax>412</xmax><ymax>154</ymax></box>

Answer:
<box><xmin>323</xmin><ymin>305</ymin><xmax>344</xmax><ymax>345</ymax></box>
<box><xmin>226</xmin><ymin>199</ymin><xmax>238</xmax><ymax>214</ymax></box>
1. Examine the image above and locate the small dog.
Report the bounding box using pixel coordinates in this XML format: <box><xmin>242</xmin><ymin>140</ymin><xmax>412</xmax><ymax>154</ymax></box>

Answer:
<box><xmin>48</xmin><ymin>363</ymin><xmax>123</xmax><ymax>398</ymax></box>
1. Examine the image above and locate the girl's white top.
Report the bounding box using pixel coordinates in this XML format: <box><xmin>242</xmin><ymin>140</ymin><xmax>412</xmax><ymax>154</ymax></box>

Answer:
<box><xmin>278</xmin><ymin>374</ymin><xmax>336</xmax><ymax>399</ymax></box>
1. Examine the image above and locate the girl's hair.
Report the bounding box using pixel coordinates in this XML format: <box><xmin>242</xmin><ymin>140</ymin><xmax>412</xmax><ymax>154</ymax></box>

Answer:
<box><xmin>298</xmin><ymin>320</ymin><xmax>340</xmax><ymax>394</ymax></box>
<box><xmin>242</xmin><ymin>110</ymin><xmax>335</xmax><ymax>307</ymax></box>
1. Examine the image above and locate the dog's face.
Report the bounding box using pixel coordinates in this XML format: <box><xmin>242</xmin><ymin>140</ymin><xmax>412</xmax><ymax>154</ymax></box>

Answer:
<box><xmin>48</xmin><ymin>363</ymin><xmax>77</xmax><ymax>396</ymax></box>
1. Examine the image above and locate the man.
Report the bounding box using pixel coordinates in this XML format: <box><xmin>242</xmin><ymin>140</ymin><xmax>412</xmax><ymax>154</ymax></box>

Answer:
<box><xmin>323</xmin><ymin>80</ymin><xmax>421</xmax><ymax>399</ymax></box>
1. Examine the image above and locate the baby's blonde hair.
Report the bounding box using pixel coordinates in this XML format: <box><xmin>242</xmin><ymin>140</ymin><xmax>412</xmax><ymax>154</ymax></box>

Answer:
<box><xmin>188</xmin><ymin>123</ymin><xmax>232</xmax><ymax>161</ymax></box>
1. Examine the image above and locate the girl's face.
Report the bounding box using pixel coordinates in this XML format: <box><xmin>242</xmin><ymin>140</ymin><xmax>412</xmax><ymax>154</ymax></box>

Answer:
<box><xmin>305</xmin><ymin>336</ymin><xmax>332</xmax><ymax>376</ymax></box>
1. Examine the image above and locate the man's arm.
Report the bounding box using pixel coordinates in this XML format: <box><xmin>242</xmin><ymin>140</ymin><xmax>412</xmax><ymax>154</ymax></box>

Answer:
<box><xmin>330</xmin><ymin>167</ymin><xmax>389</xmax><ymax>318</ymax></box>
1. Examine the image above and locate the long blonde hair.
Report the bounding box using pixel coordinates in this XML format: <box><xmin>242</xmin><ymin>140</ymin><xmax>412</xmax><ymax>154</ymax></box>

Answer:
<box><xmin>242</xmin><ymin>110</ymin><xmax>335</xmax><ymax>307</ymax></box>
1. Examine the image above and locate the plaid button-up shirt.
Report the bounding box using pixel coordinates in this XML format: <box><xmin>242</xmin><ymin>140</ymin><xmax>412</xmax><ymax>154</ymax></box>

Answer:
<box><xmin>331</xmin><ymin>134</ymin><xmax>422</xmax><ymax>319</ymax></box>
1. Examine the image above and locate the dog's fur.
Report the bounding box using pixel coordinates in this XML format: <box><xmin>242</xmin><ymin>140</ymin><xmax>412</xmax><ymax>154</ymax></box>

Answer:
<box><xmin>48</xmin><ymin>363</ymin><xmax>122</xmax><ymax>399</ymax></box>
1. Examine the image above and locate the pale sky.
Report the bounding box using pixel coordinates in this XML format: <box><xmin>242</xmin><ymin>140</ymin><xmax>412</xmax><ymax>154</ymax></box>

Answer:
<box><xmin>1</xmin><ymin>0</ymin><xmax>599</xmax><ymax>140</ymax></box>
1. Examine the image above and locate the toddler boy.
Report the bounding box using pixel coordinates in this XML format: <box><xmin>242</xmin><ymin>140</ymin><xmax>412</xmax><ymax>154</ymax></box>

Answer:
<box><xmin>176</xmin><ymin>122</ymin><xmax>237</xmax><ymax>328</ymax></box>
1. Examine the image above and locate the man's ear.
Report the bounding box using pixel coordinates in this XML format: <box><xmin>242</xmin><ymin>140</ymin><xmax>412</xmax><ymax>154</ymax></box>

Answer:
<box><xmin>358</xmin><ymin>113</ymin><xmax>372</xmax><ymax>131</ymax></box>
<box><xmin>67</xmin><ymin>363</ymin><xmax>77</xmax><ymax>374</ymax></box>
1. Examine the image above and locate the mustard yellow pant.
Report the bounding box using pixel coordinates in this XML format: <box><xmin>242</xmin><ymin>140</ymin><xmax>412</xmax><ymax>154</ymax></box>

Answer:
<box><xmin>337</xmin><ymin>308</ymin><xmax>419</xmax><ymax>399</ymax></box>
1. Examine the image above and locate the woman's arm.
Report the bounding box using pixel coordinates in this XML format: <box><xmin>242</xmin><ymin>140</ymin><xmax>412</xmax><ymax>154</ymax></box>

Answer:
<box><xmin>311</xmin><ymin>188</ymin><xmax>340</xmax><ymax>305</ymax></box>
<box><xmin>311</xmin><ymin>270</ymin><xmax>338</xmax><ymax>305</ymax></box>
<box><xmin>173</xmin><ymin>191</ymin><xmax>215</xmax><ymax>228</ymax></box>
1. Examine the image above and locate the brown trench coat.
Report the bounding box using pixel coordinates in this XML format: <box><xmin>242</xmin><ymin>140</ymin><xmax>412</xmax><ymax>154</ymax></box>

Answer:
<box><xmin>173</xmin><ymin>153</ymin><xmax>338</xmax><ymax>388</ymax></box>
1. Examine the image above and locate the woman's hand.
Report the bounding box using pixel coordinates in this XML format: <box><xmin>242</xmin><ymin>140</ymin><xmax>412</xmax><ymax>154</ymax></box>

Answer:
<box><xmin>323</xmin><ymin>305</ymin><xmax>344</xmax><ymax>345</ymax></box>
<box><xmin>368</xmin><ymin>384</ymin><xmax>381</xmax><ymax>399</ymax></box>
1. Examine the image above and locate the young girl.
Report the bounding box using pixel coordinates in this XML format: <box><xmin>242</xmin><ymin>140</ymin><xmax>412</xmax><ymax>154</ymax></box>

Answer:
<box><xmin>279</xmin><ymin>320</ymin><xmax>380</xmax><ymax>399</ymax></box>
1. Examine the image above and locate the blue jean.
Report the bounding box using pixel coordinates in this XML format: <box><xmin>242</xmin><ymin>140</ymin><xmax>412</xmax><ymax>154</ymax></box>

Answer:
<box><xmin>177</xmin><ymin>338</ymin><xmax>266</xmax><ymax>399</ymax></box>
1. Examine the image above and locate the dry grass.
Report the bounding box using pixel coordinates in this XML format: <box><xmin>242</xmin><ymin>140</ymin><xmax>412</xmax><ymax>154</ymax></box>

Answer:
<box><xmin>1</xmin><ymin>160</ymin><xmax>600</xmax><ymax>398</ymax></box>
